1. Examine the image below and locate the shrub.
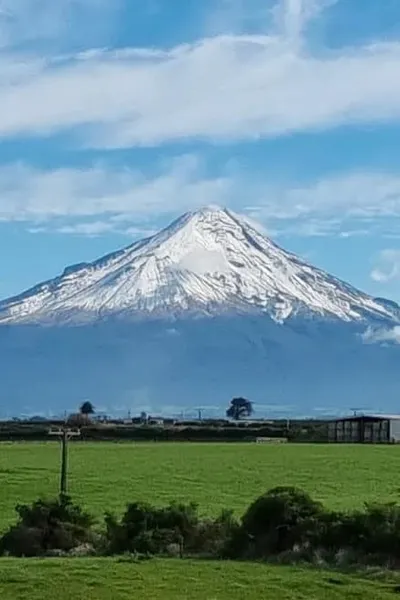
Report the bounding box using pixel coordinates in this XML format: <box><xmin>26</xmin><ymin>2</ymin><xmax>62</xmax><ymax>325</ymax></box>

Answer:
<box><xmin>105</xmin><ymin>501</ymin><xmax>200</xmax><ymax>556</ymax></box>
<box><xmin>105</xmin><ymin>501</ymin><xmax>239</xmax><ymax>557</ymax></box>
<box><xmin>0</xmin><ymin>496</ymin><xmax>95</xmax><ymax>557</ymax></box>
<box><xmin>314</xmin><ymin>503</ymin><xmax>400</xmax><ymax>565</ymax></box>
<box><xmin>4</xmin><ymin>487</ymin><xmax>400</xmax><ymax>568</ymax></box>
<box><xmin>188</xmin><ymin>509</ymin><xmax>241</xmax><ymax>558</ymax></box>
<box><xmin>236</xmin><ymin>486</ymin><xmax>324</xmax><ymax>558</ymax></box>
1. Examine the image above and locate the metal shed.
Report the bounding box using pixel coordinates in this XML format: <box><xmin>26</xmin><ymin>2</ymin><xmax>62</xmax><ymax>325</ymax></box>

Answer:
<box><xmin>328</xmin><ymin>415</ymin><xmax>400</xmax><ymax>444</ymax></box>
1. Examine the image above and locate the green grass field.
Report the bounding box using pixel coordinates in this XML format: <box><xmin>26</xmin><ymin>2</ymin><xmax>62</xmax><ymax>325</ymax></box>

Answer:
<box><xmin>0</xmin><ymin>558</ymin><xmax>399</xmax><ymax>600</ymax></box>
<box><xmin>2</xmin><ymin>442</ymin><xmax>400</xmax><ymax>599</ymax></box>
<box><xmin>1</xmin><ymin>442</ymin><xmax>400</xmax><ymax>532</ymax></box>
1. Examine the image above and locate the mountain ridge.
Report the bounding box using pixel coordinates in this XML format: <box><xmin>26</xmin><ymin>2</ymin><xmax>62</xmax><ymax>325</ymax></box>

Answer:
<box><xmin>1</xmin><ymin>206</ymin><xmax>398</xmax><ymax>326</ymax></box>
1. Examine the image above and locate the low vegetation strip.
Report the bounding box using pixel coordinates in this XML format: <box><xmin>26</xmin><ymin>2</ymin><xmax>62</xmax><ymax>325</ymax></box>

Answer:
<box><xmin>0</xmin><ymin>420</ymin><xmax>323</xmax><ymax>443</ymax></box>
<box><xmin>3</xmin><ymin>486</ymin><xmax>400</xmax><ymax>570</ymax></box>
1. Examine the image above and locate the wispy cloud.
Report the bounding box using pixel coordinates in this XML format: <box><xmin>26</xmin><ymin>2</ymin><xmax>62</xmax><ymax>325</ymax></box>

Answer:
<box><xmin>0</xmin><ymin>0</ymin><xmax>120</xmax><ymax>49</ymax></box>
<box><xmin>54</xmin><ymin>221</ymin><xmax>157</xmax><ymax>237</ymax></box>
<box><xmin>276</xmin><ymin>0</ymin><xmax>337</xmax><ymax>46</ymax></box>
<box><xmin>0</xmin><ymin>2</ymin><xmax>398</xmax><ymax>146</ymax></box>
<box><xmin>0</xmin><ymin>157</ymin><xmax>232</xmax><ymax>225</ymax></box>
<box><xmin>371</xmin><ymin>250</ymin><xmax>400</xmax><ymax>283</ymax></box>
<box><xmin>249</xmin><ymin>172</ymin><xmax>400</xmax><ymax>221</ymax></box>
<box><xmin>204</xmin><ymin>0</ymin><xmax>273</xmax><ymax>36</ymax></box>
<box><xmin>55</xmin><ymin>221</ymin><xmax>119</xmax><ymax>236</ymax></box>
<box><xmin>1</xmin><ymin>158</ymin><xmax>400</xmax><ymax>237</ymax></box>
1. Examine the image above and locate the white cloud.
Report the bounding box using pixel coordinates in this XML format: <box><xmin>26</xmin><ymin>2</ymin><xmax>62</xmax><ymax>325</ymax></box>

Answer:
<box><xmin>0</xmin><ymin>2</ymin><xmax>398</xmax><ymax>145</ymax></box>
<box><xmin>276</xmin><ymin>0</ymin><xmax>337</xmax><ymax>46</ymax></box>
<box><xmin>1</xmin><ymin>158</ymin><xmax>400</xmax><ymax>237</ymax></box>
<box><xmin>235</xmin><ymin>212</ymin><xmax>271</xmax><ymax>235</ymax></box>
<box><xmin>275</xmin><ymin>218</ymin><xmax>341</xmax><ymax>237</ymax></box>
<box><xmin>338</xmin><ymin>229</ymin><xmax>369</xmax><ymax>238</ymax></box>
<box><xmin>0</xmin><ymin>157</ymin><xmax>233</xmax><ymax>224</ymax></box>
<box><xmin>371</xmin><ymin>250</ymin><xmax>400</xmax><ymax>283</ymax></box>
<box><xmin>362</xmin><ymin>325</ymin><xmax>400</xmax><ymax>345</ymax></box>
<box><xmin>249</xmin><ymin>172</ymin><xmax>400</xmax><ymax>221</ymax></box>
<box><xmin>56</xmin><ymin>221</ymin><xmax>117</xmax><ymax>236</ymax></box>
<box><xmin>53</xmin><ymin>221</ymin><xmax>157</xmax><ymax>237</ymax></box>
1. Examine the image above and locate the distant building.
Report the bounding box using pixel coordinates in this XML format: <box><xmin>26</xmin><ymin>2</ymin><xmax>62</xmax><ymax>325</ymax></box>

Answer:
<box><xmin>328</xmin><ymin>415</ymin><xmax>400</xmax><ymax>444</ymax></box>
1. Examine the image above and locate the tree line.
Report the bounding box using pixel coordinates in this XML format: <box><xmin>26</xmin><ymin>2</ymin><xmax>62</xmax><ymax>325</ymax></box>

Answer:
<box><xmin>72</xmin><ymin>398</ymin><xmax>254</xmax><ymax>424</ymax></box>
<box><xmin>0</xmin><ymin>399</ymin><xmax>328</xmax><ymax>442</ymax></box>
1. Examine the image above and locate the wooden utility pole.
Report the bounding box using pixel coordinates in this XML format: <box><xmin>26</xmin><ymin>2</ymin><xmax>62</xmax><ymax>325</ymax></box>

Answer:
<box><xmin>49</xmin><ymin>426</ymin><xmax>81</xmax><ymax>499</ymax></box>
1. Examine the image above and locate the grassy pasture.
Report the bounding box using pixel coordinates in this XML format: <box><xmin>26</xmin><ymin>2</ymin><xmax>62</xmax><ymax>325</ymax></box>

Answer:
<box><xmin>1</xmin><ymin>442</ymin><xmax>400</xmax><ymax>532</ymax></box>
<box><xmin>2</xmin><ymin>442</ymin><xmax>400</xmax><ymax>599</ymax></box>
<box><xmin>0</xmin><ymin>558</ymin><xmax>398</xmax><ymax>600</ymax></box>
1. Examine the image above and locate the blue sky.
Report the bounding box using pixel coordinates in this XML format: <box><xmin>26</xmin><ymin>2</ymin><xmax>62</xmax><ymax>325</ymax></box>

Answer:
<box><xmin>1</xmin><ymin>0</ymin><xmax>400</xmax><ymax>302</ymax></box>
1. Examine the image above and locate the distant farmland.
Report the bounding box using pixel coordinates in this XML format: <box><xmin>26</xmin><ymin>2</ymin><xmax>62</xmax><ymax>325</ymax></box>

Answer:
<box><xmin>1</xmin><ymin>442</ymin><xmax>399</xmax><ymax>532</ymax></box>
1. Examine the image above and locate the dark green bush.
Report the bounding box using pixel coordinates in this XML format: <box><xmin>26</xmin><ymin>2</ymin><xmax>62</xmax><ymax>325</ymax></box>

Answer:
<box><xmin>105</xmin><ymin>501</ymin><xmax>199</xmax><ymax>555</ymax></box>
<box><xmin>0</xmin><ymin>496</ymin><xmax>95</xmax><ymax>557</ymax></box>
<box><xmin>313</xmin><ymin>503</ymin><xmax>400</xmax><ymax>564</ymax></box>
<box><xmin>3</xmin><ymin>487</ymin><xmax>400</xmax><ymax>567</ymax></box>
<box><xmin>105</xmin><ymin>501</ymin><xmax>239</xmax><ymax>557</ymax></box>
<box><xmin>236</xmin><ymin>486</ymin><xmax>324</xmax><ymax>558</ymax></box>
<box><xmin>188</xmin><ymin>509</ymin><xmax>241</xmax><ymax>558</ymax></box>
<box><xmin>234</xmin><ymin>488</ymin><xmax>400</xmax><ymax>567</ymax></box>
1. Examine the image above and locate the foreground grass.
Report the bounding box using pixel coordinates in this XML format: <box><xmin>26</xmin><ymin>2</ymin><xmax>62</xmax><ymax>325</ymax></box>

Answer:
<box><xmin>1</xmin><ymin>442</ymin><xmax>400</xmax><ymax>531</ymax></box>
<box><xmin>0</xmin><ymin>558</ymin><xmax>398</xmax><ymax>600</ymax></box>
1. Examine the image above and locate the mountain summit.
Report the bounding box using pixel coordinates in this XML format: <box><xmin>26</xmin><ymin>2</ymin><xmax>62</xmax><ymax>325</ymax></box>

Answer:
<box><xmin>0</xmin><ymin>206</ymin><xmax>399</xmax><ymax>416</ymax></box>
<box><xmin>0</xmin><ymin>206</ymin><xmax>397</xmax><ymax>325</ymax></box>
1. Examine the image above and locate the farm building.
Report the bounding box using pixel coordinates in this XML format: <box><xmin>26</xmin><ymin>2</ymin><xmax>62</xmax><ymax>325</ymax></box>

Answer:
<box><xmin>328</xmin><ymin>415</ymin><xmax>400</xmax><ymax>444</ymax></box>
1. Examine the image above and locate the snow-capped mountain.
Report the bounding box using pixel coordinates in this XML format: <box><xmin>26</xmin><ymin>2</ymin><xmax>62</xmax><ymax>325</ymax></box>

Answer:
<box><xmin>0</xmin><ymin>206</ymin><xmax>399</xmax><ymax>417</ymax></box>
<box><xmin>0</xmin><ymin>206</ymin><xmax>398</xmax><ymax>325</ymax></box>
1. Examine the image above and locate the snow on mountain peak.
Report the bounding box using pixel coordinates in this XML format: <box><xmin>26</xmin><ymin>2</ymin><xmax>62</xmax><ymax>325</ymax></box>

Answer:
<box><xmin>0</xmin><ymin>206</ymin><xmax>398</xmax><ymax>325</ymax></box>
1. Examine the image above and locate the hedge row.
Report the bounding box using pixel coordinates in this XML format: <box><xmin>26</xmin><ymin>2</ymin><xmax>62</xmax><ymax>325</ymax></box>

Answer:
<box><xmin>0</xmin><ymin>423</ymin><xmax>328</xmax><ymax>442</ymax></box>
<box><xmin>3</xmin><ymin>487</ymin><xmax>400</xmax><ymax>570</ymax></box>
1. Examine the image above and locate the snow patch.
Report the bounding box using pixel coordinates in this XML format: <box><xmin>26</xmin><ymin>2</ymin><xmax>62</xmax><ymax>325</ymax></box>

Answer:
<box><xmin>176</xmin><ymin>248</ymin><xmax>230</xmax><ymax>276</ymax></box>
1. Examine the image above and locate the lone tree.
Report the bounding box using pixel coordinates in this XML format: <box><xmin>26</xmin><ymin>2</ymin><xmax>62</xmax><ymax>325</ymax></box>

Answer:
<box><xmin>80</xmin><ymin>401</ymin><xmax>95</xmax><ymax>417</ymax></box>
<box><xmin>226</xmin><ymin>397</ymin><xmax>253</xmax><ymax>420</ymax></box>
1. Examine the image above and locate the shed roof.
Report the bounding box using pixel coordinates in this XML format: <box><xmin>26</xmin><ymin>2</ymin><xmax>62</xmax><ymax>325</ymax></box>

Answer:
<box><xmin>332</xmin><ymin>414</ymin><xmax>400</xmax><ymax>422</ymax></box>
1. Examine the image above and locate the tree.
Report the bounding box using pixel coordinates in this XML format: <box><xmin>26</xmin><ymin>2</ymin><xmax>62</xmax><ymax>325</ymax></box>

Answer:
<box><xmin>80</xmin><ymin>401</ymin><xmax>95</xmax><ymax>417</ymax></box>
<box><xmin>226</xmin><ymin>397</ymin><xmax>253</xmax><ymax>420</ymax></box>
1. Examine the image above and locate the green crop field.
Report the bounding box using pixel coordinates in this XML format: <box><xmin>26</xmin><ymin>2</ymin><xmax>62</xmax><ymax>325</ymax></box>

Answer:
<box><xmin>0</xmin><ymin>558</ymin><xmax>399</xmax><ymax>600</ymax></box>
<box><xmin>1</xmin><ymin>442</ymin><xmax>400</xmax><ymax>532</ymax></box>
<box><xmin>2</xmin><ymin>442</ymin><xmax>400</xmax><ymax>599</ymax></box>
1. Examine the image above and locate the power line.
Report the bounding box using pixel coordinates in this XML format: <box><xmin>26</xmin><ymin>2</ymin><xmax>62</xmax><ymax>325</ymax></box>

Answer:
<box><xmin>48</xmin><ymin>425</ymin><xmax>80</xmax><ymax>499</ymax></box>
